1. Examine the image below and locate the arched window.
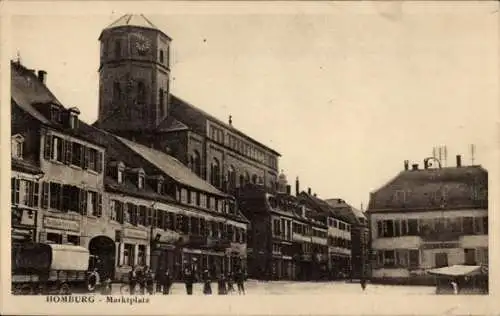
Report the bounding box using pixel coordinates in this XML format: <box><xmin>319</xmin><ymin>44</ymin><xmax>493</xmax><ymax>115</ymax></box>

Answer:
<box><xmin>227</xmin><ymin>166</ymin><xmax>236</xmax><ymax>190</ymax></box>
<box><xmin>210</xmin><ymin>158</ymin><xmax>221</xmax><ymax>187</ymax></box>
<box><xmin>113</xmin><ymin>82</ymin><xmax>121</xmax><ymax>105</ymax></box>
<box><xmin>190</xmin><ymin>150</ymin><xmax>201</xmax><ymax>177</ymax></box>
<box><xmin>115</xmin><ymin>40</ymin><xmax>122</xmax><ymax>58</ymax></box>
<box><xmin>252</xmin><ymin>174</ymin><xmax>258</xmax><ymax>184</ymax></box>
<box><xmin>137</xmin><ymin>81</ymin><xmax>146</xmax><ymax>104</ymax></box>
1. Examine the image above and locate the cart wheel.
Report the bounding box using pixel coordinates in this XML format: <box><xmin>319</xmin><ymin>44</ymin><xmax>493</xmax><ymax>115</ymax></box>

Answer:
<box><xmin>59</xmin><ymin>283</ymin><xmax>72</xmax><ymax>295</ymax></box>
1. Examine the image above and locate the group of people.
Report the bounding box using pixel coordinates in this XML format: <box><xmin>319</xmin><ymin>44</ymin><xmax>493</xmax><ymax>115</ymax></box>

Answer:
<box><xmin>186</xmin><ymin>266</ymin><xmax>246</xmax><ymax>295</ymax></box>
<box><xmin>127</xmin><ymin>264</ymin><xmax>246</xmax><ymax>295</ymax></box>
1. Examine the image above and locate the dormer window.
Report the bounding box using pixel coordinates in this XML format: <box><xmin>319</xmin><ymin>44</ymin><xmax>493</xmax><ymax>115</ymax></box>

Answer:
<box><xmin>135</xmin><ymin>168</ymin><xmax>145</xmax><ymax>189</ymax></box>
<box><xmin>68</xmin><ymin>107</ymin><xmax>80</xmax><ymax>129</ymax></box>
<box><xmin>116</xmin><ymin>162</ymin><xmax>125</xmax><ymax>184</ymax></box>
<box><xmin>11</xmin><ymin>134</ymin><xmax>24</xmax><ymax>159</ymax></box>
<box><xmin>50</xmin><ymin>105</ymin><xmax>63</xmax><ymax>124</ymax></box>
<box><xmin>156</xmin><ymin>177</ymin><xmax>164</xmax><ymax>194</ymax></box>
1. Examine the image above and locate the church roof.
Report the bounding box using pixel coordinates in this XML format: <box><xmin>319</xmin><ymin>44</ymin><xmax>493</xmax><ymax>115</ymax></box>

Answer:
<box><xmin>105</xmin><ymin>14</ymin><xmax>159</xmax><ymax>30</ymax></box>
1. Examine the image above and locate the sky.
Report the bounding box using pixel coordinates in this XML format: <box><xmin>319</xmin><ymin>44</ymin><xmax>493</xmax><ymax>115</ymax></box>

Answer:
<box><xmin>7</xmin><ymin>2</ymin><xmax>499</xmax><ymax>209</ymax></box>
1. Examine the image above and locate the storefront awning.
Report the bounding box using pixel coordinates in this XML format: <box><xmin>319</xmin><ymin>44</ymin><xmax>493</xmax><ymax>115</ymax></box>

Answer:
<box><xmin>427</xmin><ymin>265</ymin><xmax>483</xmax><ymax>277</ymax></box>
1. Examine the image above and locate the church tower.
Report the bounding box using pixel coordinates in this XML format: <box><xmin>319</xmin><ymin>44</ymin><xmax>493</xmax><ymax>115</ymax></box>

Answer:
<box><xmin>97</xmin><ymin>14</ymin><xmax>171</xmax><ymax>131</ymax></box>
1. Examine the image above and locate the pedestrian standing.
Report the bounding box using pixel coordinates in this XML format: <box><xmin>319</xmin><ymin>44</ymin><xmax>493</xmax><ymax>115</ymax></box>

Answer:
<box><xmin>235</xmin><ymin>268</ymin><xmax>245</xmax><ymax>295</ymax></box>
<box><xmin>202</xmin><ymin>269</ymin><xmax>212</xmax><ymax>295</ymax></box>
<box><xmin>227</xmin><ymin>271</ymin><xmax>235</xmax><ymax>294</ymax></box>
<box><xmin>360</xmin><ymin>278</ymin><xmax>367</xmax><ymax>291</ymax></box>
<box><xmin>162</xmin><ymin>269</ymin><xmax>173</xmax><ymax>295</ymax></box>
<box><xmin>156</xmin><ymin>269</ymin><xmax>163</xmax><ymax>293</ymax></box>
<box><xmin>144</xmin><ymin>266</ymin><xmax>155</xmax><ymax>295</ymax></box>
<box><xmin>184</xmin><ymin>264</ymin><xmax>194</xmax><ymax>295</ymax></box>
<box><xmin>217</xmin><ymin>273</ymin><xmax>227</xmax><ymax>295</ymax></box>
<box><xmin>137</xmin><ymin>267</ymin><xmax>145</xmax><ymax>295</ymax></box>
<box><xmin>128</xmin><ymin>265</ymin><xmax>137</xmax><ymax>295</ymax></box>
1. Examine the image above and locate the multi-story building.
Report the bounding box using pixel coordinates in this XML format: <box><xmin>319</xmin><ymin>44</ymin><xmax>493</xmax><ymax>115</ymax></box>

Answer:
<box><xmin>325</xmin><ymin>198</ymin><xmax>370</xmax><ymax>279</ymax></box>
<box><xmin>94</xmin><ymin>14</ymin><xmax>281</xmax><ymax>195</ymax></box>
<box><xmin>238</xmin><ymin>174</ymin><xmax>328</xmax><ymax>281</ymax></box>
<box><xmin>298</xmin><ymin>191</ymin><xmax>352</xmax><ymax>279</ymax></box>
<box><xmin>367</xmin><ymin>157</ymin><xmax>488</xmax><ymax>284</ymax></box>
<box><xmin>11</xmin><ymin>59</ymin><xmax>249</xmax><ymax>281</ymax></box>
<box><xmin>11</xmin><ymin>61</ymin><xmax>112</xmax><ymax>277</ymax></box>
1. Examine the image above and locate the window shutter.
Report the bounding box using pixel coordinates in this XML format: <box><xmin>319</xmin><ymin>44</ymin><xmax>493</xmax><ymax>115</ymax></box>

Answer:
<box><xmin>27</xmin><ymin>181</ymin><xmax>34</xmax><ymax>207</ymax></box>
<box><xmin>65</xmin><ymin>140</ymin><xmax>72</xmax><ymax>164</ymax></box>
<box><xmin>79</xmin><ymin>189</ymin><xmax>88</xmax><ymax>215</ymax></box>
<box><xmin>117</xmin><ymin>202</ymin><xmax>124</xmax><ymax>224</ymax></box>
<box><xmin>33</xmin><ymin>182</ymin><xmax>40</xmax><ymax>207</ymax></box>
<box><xmin>43</xmin><ymin>133</ymin><xmax>52</xmax><ymax>160</ymax></box>
<box><xmin>96</xmin><ymin>151</ymin><xmax>103</xmax><ymax>173</ymax></box>
<box><xmin>83</xmin><ymin>147</ymin><xmax>90</xmax><ymax>169</ymax></box>
<box><xmin>97</xmin><ymin>194</ymin><xmax>103</xmax><ymax>217</ymax></box>
<box><xmin>41</xmin><ymin>182</ymin><xmax>49</xmax><ymax>209</ymax></box>
<box><xmin>11</xmin><ymin>178</ymin><xmax>16</xmax><ymax>204</ymax></box>
<box><xmin>146</xmin><ymin>207</ymin><xmax>152</xmax><ymax>227</ymax></box>
<box><xmin>15</xmin><ymin>179</ymin><xmax>21</xmax><ymax>205</ymax></box>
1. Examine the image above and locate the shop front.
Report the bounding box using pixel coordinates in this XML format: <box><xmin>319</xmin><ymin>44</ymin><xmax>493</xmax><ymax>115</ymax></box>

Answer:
<box><xmin>38</xmin><ymin>215</ymin><xmax>81</xmax><ymax>245</ymax></box>
<box><xmin>115</xmin><ymin>227</ymin><xmax>150</xmax><ymax>280</ymax></box>
<box><xmin>150</xmin><ymin>229</ymin><xmax>179</xmax><ymax>278</ymax></box>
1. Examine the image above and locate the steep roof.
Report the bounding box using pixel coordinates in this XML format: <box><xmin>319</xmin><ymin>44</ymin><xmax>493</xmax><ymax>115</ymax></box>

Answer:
<box><xmin>168</xmin><ymin>95</ymin><xmax>281</xmax><ymax>156</ymax></box>
<box><xmin>156</xmin><ymin>115</ymin><xmax>190</xmax><ymax>133</ymax></box>
<box><xmin>11</xmin><ymin>61</ymin><xmax>59</xmax><ymax>125</ymax></box>
<box><xmin>324</xmin><ymin>198</ymin><xmax>363</xmax><ymax>225</ymax></box>
<box><xmin>298</xmin><ymin>192</ymin><xmax>354</xmax><ymax>224</ymax></box>
<box><xmin>105</xmin><ymin>14</ymin><xmax>159</xmax><ymax>31</ymax></box>
<box><xmin>101</xmin><ymin>14</ymin><xmax>171</xmax><ymax>40</ymax></box>
<box><xmin>116</xmin><ymin>136</ymin><xmax>228</xmax><ymax>197</ymax></box>
<box><xmin>367</xmin><ymin>166</ymin><xmax>488</xmax><ymax>212</ymax></box>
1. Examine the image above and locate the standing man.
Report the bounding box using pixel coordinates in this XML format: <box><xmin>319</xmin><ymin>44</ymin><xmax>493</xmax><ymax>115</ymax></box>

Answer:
<box><xmin>162</xmin><ymin>269</ymin><xmax>173</xmax><ymax>295</ymax></box>
<box><xmin>235</xmin><ymin>268</ymin><xmax>246</xmax><ymax>295</ymax></box>
<box><xmin>128</xmin><ymin>265</ymin><xmax>137</xmax><ymax>295</ymax></box>
<box><xmin>183</xmin><ymin>262</ymin><xmax>195</xmax><ymax>295</ymax></box>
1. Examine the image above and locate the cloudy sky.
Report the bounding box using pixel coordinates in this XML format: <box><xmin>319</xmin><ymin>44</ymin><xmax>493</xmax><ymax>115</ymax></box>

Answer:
<box><xmin>7</xmin><ymin>2</ymin><xmax>499</xmax><ymax>208</ymax></box>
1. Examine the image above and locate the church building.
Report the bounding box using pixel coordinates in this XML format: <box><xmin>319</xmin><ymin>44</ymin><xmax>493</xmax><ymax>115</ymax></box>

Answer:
<box><xmin>94</xmin><ymin>14</ymin><xmax>281</xmax><ymax>195</ymax></box>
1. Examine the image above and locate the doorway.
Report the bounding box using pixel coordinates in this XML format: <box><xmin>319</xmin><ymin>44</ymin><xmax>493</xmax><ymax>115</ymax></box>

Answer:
<box><xmin>435</xmin><ymin>252</ymin><xmax>448</xmax><ymax>268</ymax></box>
<box><xmin>89</xmin><ymin>236</ymin><xmax>116</xmax><ymax>280</ymax></box>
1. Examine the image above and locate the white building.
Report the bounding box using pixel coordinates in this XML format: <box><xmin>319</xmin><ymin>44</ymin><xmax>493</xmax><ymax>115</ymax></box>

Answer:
<box><xmin>367</xmin><ymin>156</ymin><xmax>488</xmax><ymax>284</ymax></box>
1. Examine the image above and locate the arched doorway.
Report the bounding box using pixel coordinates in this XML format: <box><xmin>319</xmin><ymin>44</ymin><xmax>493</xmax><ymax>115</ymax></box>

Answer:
<box><xmin>89</xmin><ymin>236</ymin><xmax>116</xmax><ymax>281</ymax></box>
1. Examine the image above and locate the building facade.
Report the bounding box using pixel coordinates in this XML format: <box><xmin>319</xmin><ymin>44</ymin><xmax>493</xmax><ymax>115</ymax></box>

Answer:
<box><xmin>11</xmin><ymin>59</ymin><xmax>248</xmax><ymax>281</ymax></box>
<box><xmin>94</xmin><ymin>14</ymin><xmax>281</xmax><ymax>197</ymax></box>
<box><xmin>367</xmin><ymin>157</ymin><xmax>488</xmax><ymax>284</ymax></box>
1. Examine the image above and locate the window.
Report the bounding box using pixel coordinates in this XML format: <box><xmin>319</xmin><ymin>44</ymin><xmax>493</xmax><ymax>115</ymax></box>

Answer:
<box><xmin>71</xmin><ymin>142</ymin><xmax>83</xmax><ymax>166</ymax></box>
<box><xmin>401</xmin><ymin>219</ymin><xmax>408</xmax><ymax>235</ymax></box>
<box><xmin>46</xmin><ymin>233</ymin><xmax>62</xmax><ymax>244</ymax></box>
<box><xmin>138</xmin><ymin>245</ymin><xmax>146</xmax><ymax>266</ymax></box>
<box><xmin>396</xmin><ymin>249</ymin><xmax>408</xmax><ymax>266</ymax></box>
<box><xmin>52</xmin><ymin>136</ymin><xmax>64</xmax><ymax>162</ymax></box>
<box><xmin>463</xmin><ymin>217</ymin><xmax>474</xmax><ymax>234</ymax></box>
<box><xmin>49</xmin><ymin>182</ymin><xmax>62</xmax><ymax>210</ymax></box>
<box><xmin>159</xmin><ymin>50</ymin><xmax>164</xmax><ymax>63</ymax></box>
<box><xmin>11</xmin><ymin>136</ymin><xmax>23</xmax><ymax>159</ymax></box>
<box><xmin>200</xmin><ymin>194</ymin><xmax>207</xmax><ymax>208</ymax></box>
<box><xmin>62</xmin><ymin>185</ymin><xmax>80</xmax><ymax>212</ymax></box>
<box><xmin>117</xmin><ymin>165</ymin><xmax>124</xmax><ymax>184</ymax></box>
<box><xmin>137</xmin><ymin>81</ymin><xmax>146</xmax><ymax>104</ymax></box>
<box><xmin>124</xmin><ymin>244</ymin><xmax>134</xmax><ymax>266</ymax></box>
<box><xmin>87</xmin><ymin>191</ymin><xmax>98</xmax><ymax>216</ymax></box>
<box><xmin>190</xmin><ymin>151</ymin><xmax>201</xmax><ymax>177</ymax></box>
<box><xmin>139</xmin><ymin>205</ymin><xmax>146</xmax><ymax>226</ymax></box>
<box><xmin>383</xmin><ymin>250</ymin><xmax>395</xmax><ymax>267</ymax></box>
<box><xmin>113</xmin><ymin>81</ymin><xmax>121</xmax><ymax>104</ymax></box>
<box><xmin>227</xmin><ymin>166</ymin><xmax>236</xmax><ymax>190</ymax></box>
<box><xmin>11</xmin><ymin>179</ymin><xmax>39</xmax><ymax>208</ymax></box>
<box><xmin>273</xmin><ymin>219</ymin><xmax>281</xmax><ymax>236</ymax></box>
<box><xmin>210</xmin><ymin>158</ymin><xmax>221</xmax><ymax>187</ymax></box>
<box><xmin>435</xmin><ymin>253</ymin><xmax>448</xmax><ymax>268</ymax></box>
<box><xmin>115</xmin><ymin>40</ymin><xmax>122</xmax><ymax>58</ymax></box>
<box><xmin>50</xmin><ymin>106</ymin><xmax>63</xmax><ymax>123</ymax></box>
<box><xmin>67</xmin><ymin>235</ymin><xmax>80</xmax><ymax>246</ymax></box>
<box><xmin>408</xmin><ymin>219</ymin><xmax>419</xmax><ymax>235</ymax></box>
<box><xmin>180</xmin><ymin>188</ymin><xmax>188</xmax><ymax>203</ymax></box>
<box><xmin>88</xmin><ymin>148</ymin><xmax>97</xmax><ymax>171</ymax></box>
<box><xmin>138</xmin><ymin>174</ymin><xmax>144</xmax><ymax>189</ymax></box>
<box><xmin>464</xmin><ymin>248</ymin><xmax>476</xmax><ymax>265</ymax></box>
<box><xmin>110</xmin><ymin>200</ymin><xmax>118</xmax><ymax>221</ymax></box>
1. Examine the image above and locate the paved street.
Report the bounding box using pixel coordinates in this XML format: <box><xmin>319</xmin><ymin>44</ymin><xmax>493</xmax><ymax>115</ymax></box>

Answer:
<box><xmin>109</xmin><ymin>280</ymin><xmax>436</xmax><ymax>296</ymax></box>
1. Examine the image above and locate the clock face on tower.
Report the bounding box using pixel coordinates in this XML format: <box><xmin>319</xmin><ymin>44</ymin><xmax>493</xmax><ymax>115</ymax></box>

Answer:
<box><xmin>133</xmin><ymin>33</ymin><xmax>151</xmax><ymax>54</ymax></box>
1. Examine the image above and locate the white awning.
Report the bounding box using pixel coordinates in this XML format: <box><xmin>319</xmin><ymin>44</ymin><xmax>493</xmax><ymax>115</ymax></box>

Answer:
<box><xmin>427</xmin><ymin>265</ymin><xmax>482</xmax><ymax>277</ymax></box>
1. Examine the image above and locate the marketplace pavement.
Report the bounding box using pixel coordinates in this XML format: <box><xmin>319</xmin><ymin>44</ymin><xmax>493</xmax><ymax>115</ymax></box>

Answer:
<box><xmin>109</xmin><ymin>279</ymin><xmax>436</xmax><ymax>295</ymax></box>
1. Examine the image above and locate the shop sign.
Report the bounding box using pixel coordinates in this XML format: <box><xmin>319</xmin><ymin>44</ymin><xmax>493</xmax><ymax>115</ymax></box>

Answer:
<box><xmin>124</xmin><ymin>228</ymin><xmax>148</xmax><ymax>240</ymax></box>
<box><xmin>43</xmin><ymin>216</ymin><xmax>79</xmax><ymax>232</ymax></box>
<box><xmin>422</xmin><ymin>242</ymin><xmax>459</xmax><ymax>250</ymax></box>
<box><xmin>158</xmin><ymin>230</ymin><xmax>179</xmax><ymax>244</ymax></box>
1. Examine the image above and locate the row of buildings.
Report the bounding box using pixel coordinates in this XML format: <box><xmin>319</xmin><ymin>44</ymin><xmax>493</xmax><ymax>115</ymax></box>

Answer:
<box><xmin>11</xmin><ymin>14</ymin><xmax>369</xmax><ymax>282</ymax></box>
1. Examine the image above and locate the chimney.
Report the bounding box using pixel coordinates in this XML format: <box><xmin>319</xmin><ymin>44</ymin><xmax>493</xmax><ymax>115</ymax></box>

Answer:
<box><xmin>38</xmin><ymin>70</ymin><xmax>47</xmax><ymax>84</ymax></box>
<box><xmin>423</xmin><ymin>158</ymin><xmax>429</xmax><ymax>170</ymax></box>
<box><xmin>456</xmin><ymin>155</ymin><xmax>462</xmax><ymax>167</ymax></box>
<box><xmin>228</xmin><ymin>115</ymin><xmax>233</xmax><ymax>126</ymax></box>
<box><xmin>307</xmin><ymin>187</ymin><xmax>311</xmax><ymax>195</ymax></box>
<box><xmin>411</xmin><ymin>164</ymin><xmax>419</xmax><ymax>171</ymax></box>
<box><xmin>295</xmin><ymin>177</ymin><xmax>300</xmax><ymax>196</ymax></box>
<box><xmin>313</xmin><ymin>193</ymin><xmax>317</xmax><ymax>197</ymax></box>
<box><xmin>286</xmin><ymin>185</ymin><xmax>291</xmax><ymax>195</ymax></box>
<box><xmin>404</xmin><ymin>160</ymin><xmax>409</xmax><ymax>171</ymax></box>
